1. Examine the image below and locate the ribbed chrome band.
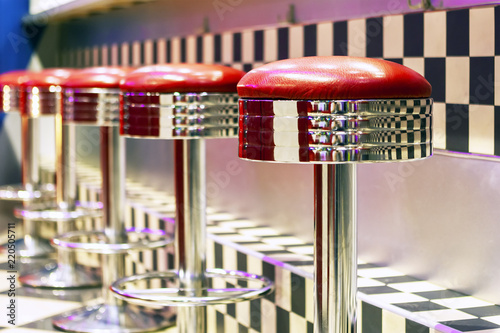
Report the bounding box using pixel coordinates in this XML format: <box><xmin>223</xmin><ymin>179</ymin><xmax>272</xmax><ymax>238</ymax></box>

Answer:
<box><xmin>1</xmin><ymin>85</ymin><xmax>20</xmax><ymax>113</ymax></box>
<box><xmin>239</xmin><ymin>98</ymin><xmax>433</xmax><ymax>163</ymax></box>
<box><xmin>22</xmin><ymin>86</ymin><xmax>61</xmax><ymax>117</ymax></box>
<box><xmin>64</xmin><ymin>88</ymin><xmax>120</xmax><ymax>126</ymax></box>
<box><xmin>121</xmin><ymin>92</ymin><xmax>239</xmax><ymax>139</ymax></box>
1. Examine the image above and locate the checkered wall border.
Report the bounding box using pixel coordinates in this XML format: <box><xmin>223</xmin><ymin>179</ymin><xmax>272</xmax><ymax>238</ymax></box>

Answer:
<box><xmin>60</xmin><ymin>5</ymin><xmax>500</xmax><ymax>158</ymax></box>
<box><xmin>61</xmin><ymin>164</ymin><xmax>500</xmax><ymax>333</ymax></box>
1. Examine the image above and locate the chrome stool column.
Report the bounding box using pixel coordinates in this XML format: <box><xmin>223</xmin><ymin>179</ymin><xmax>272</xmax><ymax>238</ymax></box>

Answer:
<box><xmin>15</xmin><ymin>69</ymin><xmax>102</xmax><ymax>287</ymax></box>
<box><xmin>51</xmin><ymin>67</ymin><xmax>174</xmax><ymax>332</ymax></box>
<box><xmin>110</xmin><ymin>64</ymin><xmax>274</xmax><ymax>333</ymax></box>
<box><xmin>236</xmin><ymin>56</ymin><xmax>433</xmax><ymax>333</ymax></box>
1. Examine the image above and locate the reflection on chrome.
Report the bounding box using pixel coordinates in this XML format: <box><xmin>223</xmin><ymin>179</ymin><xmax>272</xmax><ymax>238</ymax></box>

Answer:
<box><xmin>121</xmin><ymin>92</ymin><xmax>240</xmax><ymax>139</ymax></box>
<box><xmin>25</xmin><ymin>86</ymin><xmax>60</xmax><ymax>117</ymax></box>
<box><xmin>14</xmin><ymin>201</ymin><xmax>103</xmax><ymax>222</ymax></box>
<box><xmin>239</xmin><ymin>98</ymin><xmax>433</xmax><ymax>163</ymax></box>
<box><xmin>52</xmin><ymin>227</ymin><xmax>173</xmax><ymax>254</ymax></box>
<box><xmin>63</xmin><ymin>88</ymin><xmax>121</xmax><ymax>126</ymax></box>
<box><xmin>0</xmin><ymin>183</ymin><xmax>55</xmax><ymax>201</ymax></box>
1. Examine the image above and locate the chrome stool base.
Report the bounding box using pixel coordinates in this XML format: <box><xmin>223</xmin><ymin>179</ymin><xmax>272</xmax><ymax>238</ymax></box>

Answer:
<box><xmin>19</xmin><ymin>262</ymin><xmax>101</xmax><ymax>289</ymax></box>
<box><xmin>1</xmin><ymin>237</ymin><xmax>54</xmax><ymax>258</ymax></box>
<box><xmin>52</xmin><ymin>303</ymin><xmax>176</xmax><ymax>333</ymax></box>
<box><xmin>0</xmin><ymin>184</ymin><xmax>55</xmax><ymax>201</ymax></box>
<box><xmin>19</xmin><ymin>240</ymin><xmax>54</xmax><ymax>258</ymax></box>
<box><xmin>50</xmin><ymin>228</ymin><xmax>174</xmax><ymax>331</ymax></box>
<box><xmin>14</xmin><ymin>202</ymin><xmax>103</xmax><ymax>288</ymax></box>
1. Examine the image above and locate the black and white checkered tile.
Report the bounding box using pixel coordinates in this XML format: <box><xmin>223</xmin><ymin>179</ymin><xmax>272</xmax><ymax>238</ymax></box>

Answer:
<box><xmin>60</xmin><ymin>5</ymin><xmax>500</xmax><ymax>159</ymax></box>
<box><xmin>9</xmin><ymin>164</ymin><xmax>484</xmax><ymax>333</ymax></box>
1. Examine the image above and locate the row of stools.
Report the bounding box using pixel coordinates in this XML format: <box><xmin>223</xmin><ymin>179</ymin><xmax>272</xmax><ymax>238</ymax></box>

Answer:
<box><xmin>0</xmin><ymin>57</ymin><xmax>433</xmax><ymax>333</ymax></box>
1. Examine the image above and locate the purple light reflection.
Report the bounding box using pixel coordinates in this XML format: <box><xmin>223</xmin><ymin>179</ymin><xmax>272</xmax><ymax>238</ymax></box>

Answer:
<box><xmin>162</xmin><ymin>217</ymin><xmax>175</xmax><ymax>225</ymax></box>
<box><xmin>262</xmin><ymin>256</ymin><xmax>287</xmax><ymax>268</ymax></box>
<box><xmin>125</xmin><ymin>227</ymin><xmax>167</xmax><ymax>236</ymax></box>
<box><xmin>434</xmin><ymin>324</ymin><xmax>462</xmax><ymax>333</ymax></box>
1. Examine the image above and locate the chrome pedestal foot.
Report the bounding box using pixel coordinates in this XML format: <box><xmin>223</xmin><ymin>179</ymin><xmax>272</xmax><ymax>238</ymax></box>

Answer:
<box><xmin>1</xmin><ymin>237</ymin><xmax>54</xmax><ymax>258</ymax></box>
<box><xmin>19</xmin><ymin>240</ymin><xmax>54</xmax><ymax>258</ymax></box>
<box><xmin>49</xmin><ymin>228</ymin><xmax>174</xmax><ymax>332</ymax></box>
<box><xmin>14</xmin><ymin>201</ymin><xmax>103</xmax><ymax>288</ymax></box>
<box><xmin>52</xmin><ymin>304</ymin><xmax>176</xmax><ymax>333</ymax></box>
<box><xmin>19</xmin><ymin>262</ymin><xmax>101</xmax><ymax>289</ymax></box>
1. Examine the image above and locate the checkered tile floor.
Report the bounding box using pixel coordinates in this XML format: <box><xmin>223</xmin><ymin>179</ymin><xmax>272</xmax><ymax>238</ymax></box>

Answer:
<box><xmin>1</xmin><ymin>164</ymin><xmax>499</xmax><ymax>332</ymax></box>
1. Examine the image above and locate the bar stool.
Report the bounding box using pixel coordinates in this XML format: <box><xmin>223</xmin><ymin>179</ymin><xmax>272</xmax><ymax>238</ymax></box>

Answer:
<box><xmin>236</xmin><ymin>56</ymin><xmax>433</xmax><ymax>333</ymax></box>
<box><xmin>0</xmin><ymin>70</ymin><xmax>56</xmax><ymax>258</ymax></box>
<box><xmin>19</xmin><ymin>67</ymin><xmax>139</xmax><ymax>288</ymax></box>
<box><xmin>110</xmin><ymin>64</ymin><xmax>274</xmax><ymax>333</ymax></box>
<box><xmin>0</xmin><ymin>70</ymin><xmax>55</xmax><ymax>202</ymax></box>
<box><xmin>0</xmin><ymin>70</ymin><xmax>61</xmax><ymax>258</ymax></box>
<box><xmin>50</xmin><ymin>67</ymin><xmax>174</xmax><ymax>332</ymax></box>
<box><xmin>13</xmin><ymin>69</ymin><xmax>104</xmax><ymax>288</ymax></box>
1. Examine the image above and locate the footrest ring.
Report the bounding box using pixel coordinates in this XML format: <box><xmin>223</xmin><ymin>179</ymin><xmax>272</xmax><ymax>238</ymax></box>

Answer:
<box><xmin>110</xmin><ymin>268</ymin><xmax>274</xmax><ymax>306</ymax></box>
<box><xmin>52</xmin><ymin>228</ymin><xmax>173</xmax><ymax>254</ymax></box>
<box><xmin>14</xmin><ymin>201</ymin><xmax>103</xmax><ymax>221</ymax></box>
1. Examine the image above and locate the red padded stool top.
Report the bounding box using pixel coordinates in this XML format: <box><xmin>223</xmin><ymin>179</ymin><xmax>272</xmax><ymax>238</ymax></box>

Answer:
<box><xmin>21</xmin><ymin>68</ymin><xmax>74</xmax><ymax>88</ymax></box>
<box><xmin>64</xmin><ymin>67</ymin><xmax>131</xmax><ymax>89</ymax></box>
<box><xmin>121</xmin><ymin>64</ymin><xmax>245</xmax><ymax>93</ymax></box>
<box><xmin>0</xmin><ymin>70</ymin><xmax>29</xmax><ymax>87</ymax></box>
<box><xmin>237</xmin><ymin>56</ymin><xmax>431</xmax><ymax>100</ymax></box>
<box><xmin>237</xmin><ymin>56</ymin><xmax>433</xmax><ymax>163</ymax></box>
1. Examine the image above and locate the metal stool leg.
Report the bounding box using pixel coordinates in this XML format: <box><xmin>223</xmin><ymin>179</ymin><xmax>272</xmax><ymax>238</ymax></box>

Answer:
<box><xmin>0</xmin><ymin>115</ymin><xmax>55</xmax><ymax>202</ymax></box>
<box><xmin>314</xmin><ymin>164</ymin><xmax>357</xmax><ymax>333</ymax></box>
<box><xmin>22</xmin><ymin>116</ymin><xmax>40</xmax><ymax>195</ymax></box>
<box><xmin>3</xmin><ymin>116</ymin><xmax>53</xmax><ymax>258</ymax></box>
<box><xmin>52</xmin><ymin>126</ymin><xmax>175</xmax><ymax>332</ymax></box>
<box><xmin>18</xmin><ymin>119</ymin><xmax>101</xmax><ymax>288</ymax></box>
<box><xmin>175</xmin><ymin>140</ymin><xmax>207</xmax><ymax>333</ymax></box>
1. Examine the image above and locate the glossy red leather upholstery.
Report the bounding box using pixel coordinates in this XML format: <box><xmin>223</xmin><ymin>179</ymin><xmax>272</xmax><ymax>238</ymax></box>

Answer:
<box><xmin>237</xmin><ymin>56</ymin><xmax>432</xmax><ymax>100</ymax></box>
<box><xmin>63</xmin><ymin>67</ymin><xmax>131</xmax><ymax>89</ymax></box>
<box><xmin>20</xmin><ymin>68</ymin><xmax>74</xmax><ymax>88</ymax></box>
<box><xmin>121</xmin><ymin>64</ymin><xmax>245</xmax><ymax>93</ymax></box>
<box><xmin>0</xmin><ymin>70</ymin><xmax>29</xmax><ymax>87</ymax></box>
